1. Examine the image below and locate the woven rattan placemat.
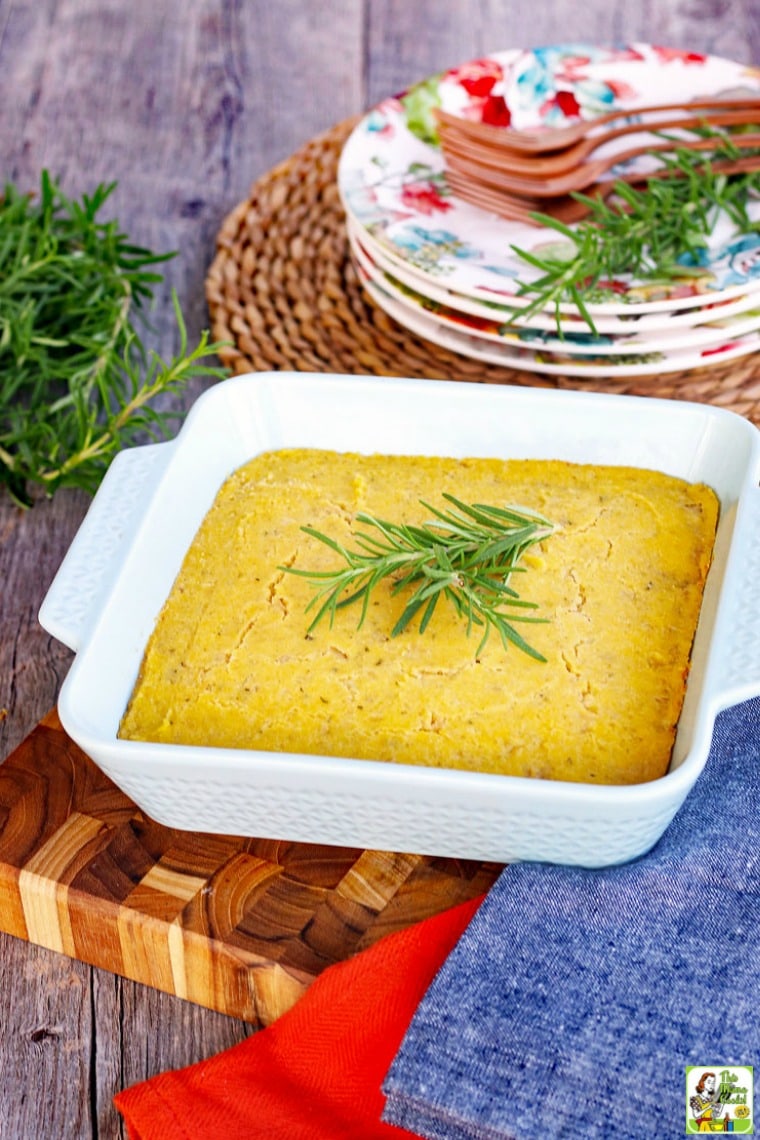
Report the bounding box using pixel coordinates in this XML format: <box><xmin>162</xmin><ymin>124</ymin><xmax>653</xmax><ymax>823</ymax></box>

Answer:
<box><xmin>206</xmin><ymin>117</ymin><xmax>760</xmax><ymax>426</ymax></box>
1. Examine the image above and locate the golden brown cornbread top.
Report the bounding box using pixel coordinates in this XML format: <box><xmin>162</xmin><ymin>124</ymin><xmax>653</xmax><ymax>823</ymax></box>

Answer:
<box><xmin>119</xmin><ymin>449</ymin><xmax>719</xmax><ymax>786</ymax></box>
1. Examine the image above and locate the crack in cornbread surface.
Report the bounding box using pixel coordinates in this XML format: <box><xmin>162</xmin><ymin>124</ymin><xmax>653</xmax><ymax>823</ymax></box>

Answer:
<box><xmin>119</xmin><ymin>449</ymin><xmax>719</xmax><ymax>785</ymax></box>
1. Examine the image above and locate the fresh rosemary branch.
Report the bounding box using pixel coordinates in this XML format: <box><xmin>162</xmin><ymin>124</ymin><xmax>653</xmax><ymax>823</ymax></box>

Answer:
<box><xmin>510</xmin><ymin>133</ymin><xmax>760</xmax><ymax>332</ymax></box>
<box><xmin>0</xmin><ymin>171</ymin><xmax>228</xmax><ymax>506</ymax></box>
<box><xmin>285</xmin><ymin>494</ymin><xmax>555</xmax><ymax>659</ymax></box>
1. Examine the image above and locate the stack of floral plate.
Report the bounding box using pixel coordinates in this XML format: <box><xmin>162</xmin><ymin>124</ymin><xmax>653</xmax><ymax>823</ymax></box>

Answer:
<box><xmin>337</xmin><ymin>43</ymin><xmax>760</xmax><ymax>379</ymax></box>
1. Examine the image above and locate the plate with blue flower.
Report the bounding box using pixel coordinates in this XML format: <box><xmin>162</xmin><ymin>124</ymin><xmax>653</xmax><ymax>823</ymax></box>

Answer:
<box><xmin>358</xmin><ymin>268</ymin><xmax>760</xmax><ymax>378</ymax></box>
<box><xmin>338</xmin><ymin>43</ymin><xmax>760</xmax><ymax>317</ymax></box>
<box><xmin>349</xmin><ymin>223</ymin><xmax>760</xmax><ymax>360</ymax></box>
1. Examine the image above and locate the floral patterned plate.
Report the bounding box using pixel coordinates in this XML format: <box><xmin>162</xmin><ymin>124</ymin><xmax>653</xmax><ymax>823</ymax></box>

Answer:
<box><xmin>433</xmin><ymin>43</ymin><xmax>760</xmax><ymax>133</ymax></box>
<box><xmin>349</xmin><ymin>226</ymin><xmax>760</xmax><ymax>357</ymax></box>
<box><xmin>349</xmin><ymin>218</ymin><xmax>760</xmax><ymax>335</ymax></box>
<box><xmin>338</xmin><ymin>43</ymin><xmax>760</xmax><ymax>316</ymax></box>
<box><xmin>358</xmin><ymin>266</ymin><xmax>760</xmax><ymax>378</ymax></box>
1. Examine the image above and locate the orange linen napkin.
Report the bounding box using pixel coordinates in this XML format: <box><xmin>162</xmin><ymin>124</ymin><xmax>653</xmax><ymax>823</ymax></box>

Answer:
<box><xmin>114</xmin><ymin>894</ymin><xmax>483</xmax><ymax>1140</ymax></box>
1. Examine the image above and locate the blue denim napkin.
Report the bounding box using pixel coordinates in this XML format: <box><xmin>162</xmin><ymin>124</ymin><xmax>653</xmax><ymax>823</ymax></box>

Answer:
<box><xmin>382</xmin><ymin>697</ymin><xmax>760</xmax><ymax>1140</ymax></box>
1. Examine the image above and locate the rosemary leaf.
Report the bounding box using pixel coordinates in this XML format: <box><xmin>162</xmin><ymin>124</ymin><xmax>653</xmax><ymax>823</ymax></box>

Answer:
<box><xmin>510</xmin><ymin>131</ymin><xmax>760</xmax><ymax>331</ymax></box>
<box><xmin>0</xmin><ymin>171</ymin><xmax>229</xmax><ymax>506</ymax></box>
<box><xmin>284</xmin><ymin>493</ymin><xmax>555</xmax><ymax>659</ymax></box>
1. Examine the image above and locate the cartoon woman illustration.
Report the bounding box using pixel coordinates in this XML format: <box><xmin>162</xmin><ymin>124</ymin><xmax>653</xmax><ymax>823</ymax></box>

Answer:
<box><xmin>690</xmin><ymin>1072</ymin><xmax>730</xmax><ymax>1132</ymax></box>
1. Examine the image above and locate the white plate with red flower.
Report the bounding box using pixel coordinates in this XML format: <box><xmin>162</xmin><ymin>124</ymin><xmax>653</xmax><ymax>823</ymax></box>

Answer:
<box><xmin>357</xmin><ymin>263</ymin><xmax>760</xmax><ymax>378</ymax></box>
<box><xmin>349</xmin><ymin>217</ymin><xmax>760</xmax><ymax>338</ymax></box>
<box><xmin>338</xmin><ymin>43</ymin><xmax>760</xmax><ymax>317</ymax></box>
<box><xmin>349</xmin><ymin>223</ymin><xmax>760</xmax><ymax>360</ymax></box>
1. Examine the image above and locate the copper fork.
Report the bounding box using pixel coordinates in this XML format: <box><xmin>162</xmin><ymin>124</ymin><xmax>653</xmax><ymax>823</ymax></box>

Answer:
<box><xmin>437</xmin><ymin>108</ymin><xmax>760</xmax><ymax>178</ymax></box>
<box><xmin>433</xmin><ymin>95</ymin><xmax>760</xmax><ymax>154</ymax></box>
<box><xmin>443</xmin><ymin>131</ymin><xmax>760</xmax><ymax>198</ymax></box>
<box><xmin>445</xmin><ymin>170</ymin><xmax>616</xmax><ymax>225</ymax></box>
<box><xmin>445</xmin><ymin>154</ymin><xmax>760</xmax><ymax>226</ymax></box>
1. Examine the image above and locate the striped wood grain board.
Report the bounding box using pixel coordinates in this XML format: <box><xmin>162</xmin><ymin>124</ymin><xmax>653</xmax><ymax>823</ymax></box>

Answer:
<box><xmin>0</xmin><ymin>711</ymin><xmax>501</xmax><ymax>1026</ymax></box>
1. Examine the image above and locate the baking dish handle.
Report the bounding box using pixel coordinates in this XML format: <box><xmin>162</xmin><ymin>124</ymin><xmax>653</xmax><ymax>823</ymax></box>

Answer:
<box><xmin>38</xmin><ymin>440</ymin><xmax>176</xmax><ymax>653</ymax></box>
<box><xmin>711</xmin><ymin>485</ymin><xmax>760</xmax><ymax>708</ymax></box>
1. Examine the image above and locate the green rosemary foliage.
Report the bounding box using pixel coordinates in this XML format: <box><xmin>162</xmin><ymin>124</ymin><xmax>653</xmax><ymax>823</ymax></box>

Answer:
<box><xmin>510</xmin><ymin>133</ymin><xmax>760</xmax><ymax>331</ymax></box>
<box><xmin>0</xmin><ymin>171</ymin><xmax>228</xmax><ymax>506</ymax></box>
<box><xmin>284</xmin><ymin>494</ymin><xmax>556</xmax><ymax>659</ymax></box>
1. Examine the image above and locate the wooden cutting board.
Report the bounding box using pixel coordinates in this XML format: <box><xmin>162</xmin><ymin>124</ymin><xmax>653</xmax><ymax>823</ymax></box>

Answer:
<box><xmin>0</xmin><ymin>711</ymin><xmax>502</xmax><ymax>1027</ymax></box>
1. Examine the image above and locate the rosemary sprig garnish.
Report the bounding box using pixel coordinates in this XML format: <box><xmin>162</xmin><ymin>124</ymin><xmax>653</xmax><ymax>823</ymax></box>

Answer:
<box><xmin>0</xmin><ymin>171</ymin><xmax>228</xmax><ymax>506</ymax></box>
<box><xmin>285</xmin><ymin>494</ymin><xmax>555</xmax><ymax>659</ymax></box>
<box><xmin>510</xmin><ymin>132</ymin><xmax>760</xmax><ymax>332</ymax></box>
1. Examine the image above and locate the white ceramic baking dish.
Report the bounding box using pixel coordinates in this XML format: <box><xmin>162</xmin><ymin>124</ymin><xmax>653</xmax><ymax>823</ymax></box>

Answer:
<box><xmin>39</xmin><ymin>372</ymin><xmax>760</xmax><ymax>867</ymax></box>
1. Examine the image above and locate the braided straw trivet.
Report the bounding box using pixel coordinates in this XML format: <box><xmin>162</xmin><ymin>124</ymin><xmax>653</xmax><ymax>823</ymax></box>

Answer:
<box><xmin>206</xmin><ymin>117</ymin><xmax>760</xmax><ymax>426</ymax></box>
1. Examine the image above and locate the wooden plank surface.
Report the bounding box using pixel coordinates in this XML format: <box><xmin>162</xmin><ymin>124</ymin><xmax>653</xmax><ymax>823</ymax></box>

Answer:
<box><xmin>1</xmin><ymin>2</ymin><xmax>759</xmax><ymax>1137</ymax></box>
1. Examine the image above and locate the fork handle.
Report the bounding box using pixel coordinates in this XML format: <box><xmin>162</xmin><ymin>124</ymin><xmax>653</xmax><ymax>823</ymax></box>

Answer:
<box><xmin>448</xmin><ymin>136</ymin><xmax>760</xmax><ymax>198</ymax></box>
<box><xmin>598</xmin><ymin>129</ymin><xmax>760</xmax><ymax>174</ymax></box>
<box><xmin>446</xmin><ymin>156</ymin><xmax>760</xmax><ymax>224</ymax></box>
<box><xmin>435</xmin><ymin>97</ymin><xmax>760</xmax><ymax>150</ymax></box>
<box><xmin>441</xmin><ymin>108</ymin><xmax>760</xmax><ymax>174</ymax></box>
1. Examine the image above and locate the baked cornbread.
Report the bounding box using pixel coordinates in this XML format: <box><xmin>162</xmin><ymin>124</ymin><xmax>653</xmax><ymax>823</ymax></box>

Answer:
<box><xmin>119</xmin><ymin>449</ymin><xmax>718</xmax><ymax>785</ymax></box>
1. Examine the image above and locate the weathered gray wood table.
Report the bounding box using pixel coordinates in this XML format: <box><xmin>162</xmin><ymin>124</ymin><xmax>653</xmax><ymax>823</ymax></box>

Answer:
<box><xmin>1</xmin><ymin>2</ymin><xmax>758</xmax><ymax>1136</ymax></box>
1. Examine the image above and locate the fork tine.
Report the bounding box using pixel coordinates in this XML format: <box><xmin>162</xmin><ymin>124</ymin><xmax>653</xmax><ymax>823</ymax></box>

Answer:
<box><xmin>442</xmin><ymin>132</ymin><xmax>760</xmax><ymax>197</ymax></box>
<box><xmin>437</xmin><ymin>107</ymin><xmax>760</xmax><ymax>178</ymax></box>
<box><xmin>445</xmin><ymin>155</ymin><xmax>760</xmax><ymax>226</ymax></box>
<box><xmin>445</xmin><ymin>172</ymin><xmax>598</xmax><ymax>225</ymax></box>
<box><xmin>434</xmin><ymin>96</ymin><xmax>760</xmax><ymax>154</ymax></box>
